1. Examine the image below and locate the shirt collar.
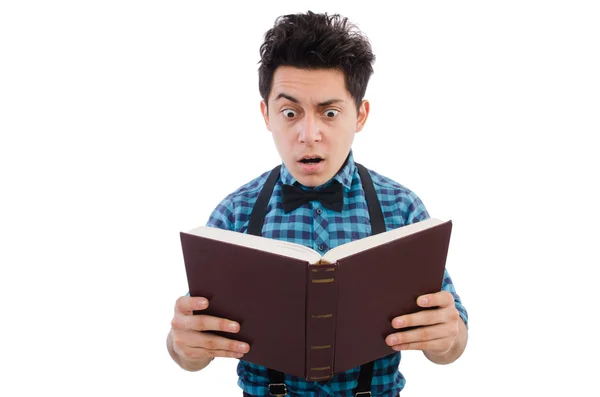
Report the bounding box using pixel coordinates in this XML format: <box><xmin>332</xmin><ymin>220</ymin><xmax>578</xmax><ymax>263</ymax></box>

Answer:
<box><xmin>280</xmin><ymin>150</ymin><xmax>355</xmax><ymax>190</ymax></box>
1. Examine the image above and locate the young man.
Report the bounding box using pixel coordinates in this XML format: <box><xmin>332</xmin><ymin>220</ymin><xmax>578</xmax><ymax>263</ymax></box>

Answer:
<box><xmin>168</xmin><ymin>11</ymin><xmax>468</xmax><ymax>397</ymax></box>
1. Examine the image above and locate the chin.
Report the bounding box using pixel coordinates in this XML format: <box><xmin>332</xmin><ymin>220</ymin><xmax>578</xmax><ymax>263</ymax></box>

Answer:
<box><xmin>296</xmin><ymin>174</ymin><xmax>330</xmax><ymax>188</ymax></box>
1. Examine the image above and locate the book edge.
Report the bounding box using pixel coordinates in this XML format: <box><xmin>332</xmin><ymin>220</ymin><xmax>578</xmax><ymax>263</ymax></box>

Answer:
<box><xmin>322</xmin><ymin>218</ymin><xmax>447</xmax><ymax>263</ymax></box>
<box><xmin>182</xmin><ymin>226</ymin><xmax>323</xmax><ymax>264</ymax></box>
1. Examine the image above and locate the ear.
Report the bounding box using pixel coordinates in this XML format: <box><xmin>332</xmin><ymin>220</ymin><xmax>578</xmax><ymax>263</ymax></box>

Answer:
<box><xmin>355</xmin><ymin>100</ymin><xmax>370</xmax><ymax>133</ymax></box>
<box><xmin>260</xmin><ymin>100</ymin><xmax>271</xmax><ymax>131</ymax></box>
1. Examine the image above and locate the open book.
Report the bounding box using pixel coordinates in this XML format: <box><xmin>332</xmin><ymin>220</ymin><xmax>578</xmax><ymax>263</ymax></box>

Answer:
<box><xmin>180</xmin><ymin>218</ymin><xmax>452</xmax><ymax>380</ymax></box>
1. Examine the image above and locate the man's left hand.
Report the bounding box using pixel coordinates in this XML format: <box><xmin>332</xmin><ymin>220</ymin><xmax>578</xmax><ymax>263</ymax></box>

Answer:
<box><xmin>386</xmin><ymin>291</ymin><xmax>461</xmax><ymax>357</ymax></box>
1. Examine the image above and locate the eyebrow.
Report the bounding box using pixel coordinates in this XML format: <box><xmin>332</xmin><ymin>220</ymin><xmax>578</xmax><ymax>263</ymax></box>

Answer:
<box><xmin>274</xmin><ymin>93</ymin><xmax>345</xmax><ymax>107</ymax></box>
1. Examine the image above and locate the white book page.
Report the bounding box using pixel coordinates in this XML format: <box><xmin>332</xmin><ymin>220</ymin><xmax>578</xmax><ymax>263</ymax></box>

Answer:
<box><xmin>185</xmin><ymin>226</ymin><xmax>323</xmax><ymax>264</ymax></box>
<box><xmin>322</xmin><ymin>218</ymin><xmax>445</xmax><ymax>263</ymax></box>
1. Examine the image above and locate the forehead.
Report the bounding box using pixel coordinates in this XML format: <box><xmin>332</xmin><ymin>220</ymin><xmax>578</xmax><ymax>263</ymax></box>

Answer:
<box><xmin>270</xmin><ymin>66</ymin><xmax>350</xmax><ymax>103</ymax></box>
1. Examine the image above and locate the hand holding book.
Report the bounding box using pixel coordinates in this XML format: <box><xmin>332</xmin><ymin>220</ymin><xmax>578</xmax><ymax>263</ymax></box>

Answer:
<box><xmin>386</xmin><ymin>291</ymin><xmax>461</xmax><ymax>355</ymax></box>
<box><xmin>168</xmin><ymin>296</ymin><xmax>250</xmax><ymax>369</ymax></box>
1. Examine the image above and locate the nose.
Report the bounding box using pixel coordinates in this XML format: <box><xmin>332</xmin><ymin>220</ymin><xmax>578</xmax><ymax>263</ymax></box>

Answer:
<box><xmin>298</xmin><ymin>114</ymin><xmax>321</xmax><ymax>144</ymax></box>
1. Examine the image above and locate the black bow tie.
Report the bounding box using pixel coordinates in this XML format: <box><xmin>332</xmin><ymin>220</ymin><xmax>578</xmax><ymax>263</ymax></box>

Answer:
<box><xmin>282</xmin><ymin>181</ymin><xmax>344</xmax><ymax>213</ymax></box>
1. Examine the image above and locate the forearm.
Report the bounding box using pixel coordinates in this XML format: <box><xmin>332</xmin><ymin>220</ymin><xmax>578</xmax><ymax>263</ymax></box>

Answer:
<box><xmin>423</xmin><ymin>319</ymin><xmax>468</xmax><ymax>364</ymax></box>
<box><xmin>167</xmin><ymin>330</ymin><xmax>214</xmax><ymax>372</ymax></box>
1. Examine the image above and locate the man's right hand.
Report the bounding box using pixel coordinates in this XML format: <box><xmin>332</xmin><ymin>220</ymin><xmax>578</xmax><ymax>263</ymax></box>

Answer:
<box><xmin>167</xmin><ymin>296</ymin><xmax>250</xmax><ymax>371</ymax></box>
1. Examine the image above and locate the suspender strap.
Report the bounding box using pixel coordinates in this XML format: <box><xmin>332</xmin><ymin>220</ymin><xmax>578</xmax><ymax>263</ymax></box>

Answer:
<box><xmin>266</xmin><ymin>368</ymin><xmax>287</xmax><ymax>397</ymax></box>
<box><xmin>247</xmin><ymin>165</ymin><xmax>281</xmax><ymax>237</ymax></box>
<box><xmin>354</xmin><ymin>360</ymin><xmax>375</xmax><ymax>397</ymax></box>
<box><xmin>250</xmin><ymin>163</ymin><xmax>386</xmax><ymax>397</ymax></box>
<box><xmin>355</xmin><ymin>163</ymin><xmax>386</xmax><ymax>235</ymax></box>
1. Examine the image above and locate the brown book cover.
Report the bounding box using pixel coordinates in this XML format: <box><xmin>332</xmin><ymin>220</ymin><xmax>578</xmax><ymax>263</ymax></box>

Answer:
<box><xmin>180</xmin><ymin>218</ymin><xmax>452</xmax><ymax>380</ymax></box>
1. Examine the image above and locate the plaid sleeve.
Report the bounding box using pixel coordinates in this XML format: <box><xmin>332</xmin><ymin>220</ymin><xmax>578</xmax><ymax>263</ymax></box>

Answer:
<box><xmin>405</xmin><ymin>191</ymin><xmax>430</xmax><ymax>224</ymax></box>
<box><xmin>206</xmin><ymin>195</ymin><xmax>236</xmax><ymax>230</ymax></box>
<box><xmin>441</xmin><ymin>269</ymin><xmax>469</xmax><ymax>328</ymax></box>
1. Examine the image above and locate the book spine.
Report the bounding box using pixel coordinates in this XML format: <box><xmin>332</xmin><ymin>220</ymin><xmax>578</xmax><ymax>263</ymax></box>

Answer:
<box><xmin>305</xmin><ymin>263</ymin><xmax>338</xmax><ymax>381</ymax></box>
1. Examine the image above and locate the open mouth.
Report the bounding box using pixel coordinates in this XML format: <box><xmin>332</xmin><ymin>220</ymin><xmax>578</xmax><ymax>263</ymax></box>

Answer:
<box><xmin>299</xmin><ymin>157</ymin><xmax>324</xmax><ymax>164</ymax></box>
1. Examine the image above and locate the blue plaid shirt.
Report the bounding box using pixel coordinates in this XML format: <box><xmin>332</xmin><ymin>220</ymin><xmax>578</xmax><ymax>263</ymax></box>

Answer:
<box><xmin>206</xmin><ymin>151</ymin><xmax>468</xmax><ymax>397</ymax></box>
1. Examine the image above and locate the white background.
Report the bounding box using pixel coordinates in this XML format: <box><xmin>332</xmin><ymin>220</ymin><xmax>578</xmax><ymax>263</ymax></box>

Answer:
<box><xmin>1</xmin><ymin>1</ymin><xmax>599</xmax><ymax>396</ymax></box>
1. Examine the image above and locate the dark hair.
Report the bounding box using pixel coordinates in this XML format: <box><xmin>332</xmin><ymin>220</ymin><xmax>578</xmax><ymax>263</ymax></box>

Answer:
<box><xmin>258</xmin><ymin>11</ymin><xmax>375</xmax><ymax>111</ymax></box>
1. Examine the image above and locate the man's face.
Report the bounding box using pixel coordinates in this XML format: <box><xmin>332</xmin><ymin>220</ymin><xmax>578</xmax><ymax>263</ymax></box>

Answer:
<box><xmin>261</xmin><ymin>66</ymin><xmax>369</xmax><ymax>187</ymax></box>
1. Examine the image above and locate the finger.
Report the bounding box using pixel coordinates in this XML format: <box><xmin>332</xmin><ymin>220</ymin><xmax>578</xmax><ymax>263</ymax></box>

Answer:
<box><xmin>391</xmin><ymin>307</ymin><xmax>445</xmax><ymax>329</ymax></box>
<box><xmin>386</xmin><ymin>323</ymin><xmax>451</xmax><ymax>346</ymax></box>
<box><xmin>171</xmin><ymin>313</ymin><xmax>241</xmax><ymax>333</ymax></box>
<box><xmin>202</xmin><ymin>349</ymin><xmax>246</xmax><ymax>359</ymax></box>
<box><xmin>195</xmin><ymin>333</ymin><xmax>251</xmax><ymax>354</ymax></box>
<box><xmin>174</xmin><ymin>296</ymin><xmax>209</xmax><ymax>315</ymax></box>
<box><xmin>172</xmin><ymin>330</ymin><xmax>250</xmax><ymax>354</ymax></box>
<box><xmin>391</xmin><ymin>337</ymin><xmax>450</xmax><ymax>352</ymax></box>
<box><xmin>416</xmin><ymin>291</ymin><xmax>454</xmax><ymax>309</ymax></box>
<box><xmin>175</xmin><ymin>344</ymin><xmax>246</xmax><ymax>360</ymax></box>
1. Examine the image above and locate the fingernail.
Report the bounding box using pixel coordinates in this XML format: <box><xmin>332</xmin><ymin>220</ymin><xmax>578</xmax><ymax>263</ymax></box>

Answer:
<box><xmin>393</xmin><ymin>319</ymin><xmax>404</xmax><ymax>328</ymax></box>
<box><xmin>420</xmin><ymin>297</ymin><xmax>429</xmax><ymax>305</ymax></box>
<box><xmin>229</xmin><ymin>322</ymin><xmax>239</xmax><ymax>331</ymax></box>
<box><xmin>238</xmin><ymin>343</ymin><xmax>249</xmax><ymax>352</ymax></box>
<box><xmin>388</xmin><ymin>336</ymin><xmax>398</xmax><ymax>345</ymax></box>
<box><xmin>198</xmin><ymin>298</ymin><xmax>207</xmax><ymax>307</ymax></box>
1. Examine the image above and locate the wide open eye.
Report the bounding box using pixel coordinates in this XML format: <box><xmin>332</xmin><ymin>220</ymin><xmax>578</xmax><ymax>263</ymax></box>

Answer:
<box><xmin>282</xmin><ymin>109</ymin><xmax>297</xmax><ymax>118</ymax></box>
<box><xmin>323</xmin><ymin>109</ymin><xmax>340</xmax><ymax>118</ymax></box>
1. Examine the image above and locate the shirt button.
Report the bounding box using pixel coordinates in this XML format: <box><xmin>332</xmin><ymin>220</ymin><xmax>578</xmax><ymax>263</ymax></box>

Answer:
<box><xmin>316</xmin><ymin>208</ymin><xmax>323</xmax><ymax>215</ymax></box>
<box><xmin>318</xmin><ymin>244</ymin><xmax>326</xmax><ymax>251</ymax></box>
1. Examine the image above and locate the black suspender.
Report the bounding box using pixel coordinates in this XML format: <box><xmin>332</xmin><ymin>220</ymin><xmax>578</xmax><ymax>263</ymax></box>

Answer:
<box><xmin>355</xmin><ymin>163</ymin><xmax>385</xmax><ymax>236</ymax></box>
<box><xmin>247</xmin><ymin>162</ymin><xmax>386</xmax><ymax>397</ymax></box>
<box><xmin>266</xmin><ymin>368</ymin><xmax>287</xmax><ymax>397</ymax></box>
<box><xmin>248</xmin><ymin>165</ymin><xmax>281</xmax><ymax>237</ymax></box>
